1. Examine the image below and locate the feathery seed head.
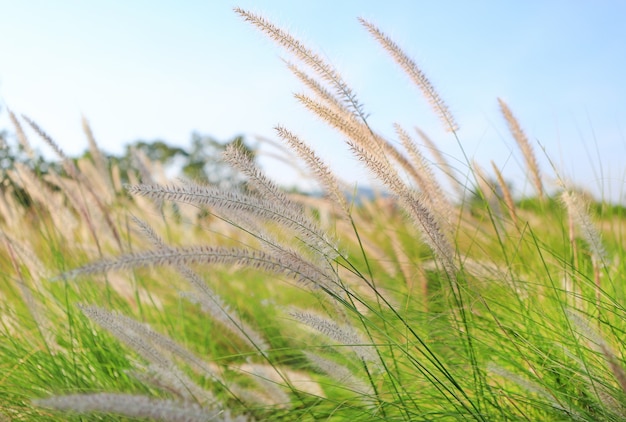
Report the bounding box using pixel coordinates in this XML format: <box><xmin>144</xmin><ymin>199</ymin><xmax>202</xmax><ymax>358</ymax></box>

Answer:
<box><xmin>498</xmin><ymin>98</ymin><xmax>544</xmax><ymax>200</ymax></box>
<box><xmin>359</xmin><ymin>18</ymin><xmax>458</xmax><ymax>133</ymax></box>
<box><xmin>560</xmin><ymin>190</ymin><xmax>607</xmax><ymax>264</ymax></box>
<box><xmin>34</xmin><ymin>393</ymin><xmax>221</xmax><ymax>422</ymax></box>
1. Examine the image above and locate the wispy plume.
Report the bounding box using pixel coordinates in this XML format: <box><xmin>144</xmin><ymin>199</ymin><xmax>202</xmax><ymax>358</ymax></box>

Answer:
<box><xmin>284</xmin><ymin>61</ymin><xmax>350</xmax><ymax>116</ymax></box>
<box><xmin>222</xmin><ymin>144</ymin><xmax>290</xmax><ymax>206</ymax></box>
<box><xmin>394</xmin><ymin>123</ymin><xmax>453</xmax><ymax>232</ymax></box>
<box><xmin>567</xmin><ymin>310</ymin><xmax>626</xmax><ymax>394</ymax></box>
<box><xmin>560</xmin><ymin>190</ymin><xmax>606</xmax><ymax>264</ymax></box>
<box><xmin>498</xmin><ymin>98</ymin><xmax>544</xmax><ymax>200</ymax></box>
<box><xmin>359</xmin><ymin>18</ymin><xmax>458</xmax><ymax>133</ymax></box>
<box><xmin>132</xmin><ymin>216</ymin><xmax>269</xmax><ymax>353</ymax></box>
<box><xmin>345</xmin><ymin>136</ymin><xmax>457</xmax><ymax>278</ymax></box>
<box><xmin>304</xmin><ymin>351</ymin><xmax>373</xmax><ymax>397</ymax></box>
<box><xmin>128</xmin><ymin>183</ymin><xmax>338</xmax><ymax>260</ymax></box>
<box><xmin>289</xmin><ymin>309</ymin><xmax>378</xmax><ymax>363</ymax></box>
<box><xmin>34</xmin><ymin>393</ymin><xmax>227</xmax><ymax>422</ymax></box>
<box><xmin>82</xmin><ymin>115</ymin><xmax>114</xmax><ymax>195</ymax></box>
<box><xmin>234</xmin><ymin>8</ymin><xmax>367</xmax><ymax>121</ymax></box>
<box><xmin>20</xmin><ymin>115</ymin><xmax>123</xmax><ymax>250</ymax></box>
<box><xmin>561</xmin><ymin>189</ymin><xmax>607</xmax><ymax>306</ymax></box>
<box><xmin>275</xmin><ymin>125</ymin><xmax>349</xmax><ymax>214</ymax></box>
<box><xmin>487</xmin><ymin>363</ymin><xmax>577</xmax><ymax>418</ymax></box>
<box><xmin>491</xmin><ymin>161</ymin><xmax>518</xmax><ymax>225</ymax></box>
<box><xmin>416</xmin><ymin>128</ymin><xmax>464</xmax><ymax>198</ymax></box>
<box><xmin>61</xmin><ymin>246</ymin><xmax>336</xmax><ymax>290</ymax></box>
<box><xmin>74</xmin><ymin>304</ymin><xmax>222</xmax><ymax>413</ymax></box>
<box><xmin>8</xmin><ymin>110</ymin><xmax>35</xmax><ymax>159</ymax></box>
<box><xmin>21</xmin><ymin>115</ymin><xmax>79</xmax><ymax>179</ymax></box>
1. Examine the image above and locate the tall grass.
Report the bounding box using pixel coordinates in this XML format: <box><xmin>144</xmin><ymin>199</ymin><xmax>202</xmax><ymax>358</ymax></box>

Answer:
<box><xmin>1</xmin><ymin>7</ymin><xmax>625</xmax><ymax>421</ymax></box>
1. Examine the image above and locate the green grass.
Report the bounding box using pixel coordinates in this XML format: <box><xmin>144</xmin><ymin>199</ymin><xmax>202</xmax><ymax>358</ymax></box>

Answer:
<box><xmin>2</xmin><ymin>7</ymin><xmax>626</xmax><ymax>422</ymax></box>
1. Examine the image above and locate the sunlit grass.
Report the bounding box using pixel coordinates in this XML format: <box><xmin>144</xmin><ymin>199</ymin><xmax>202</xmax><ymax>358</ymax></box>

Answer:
<box><xmin>1</xmin><ymin>7</ymin><xmax>625</xmax><ymax>422</ymax></box>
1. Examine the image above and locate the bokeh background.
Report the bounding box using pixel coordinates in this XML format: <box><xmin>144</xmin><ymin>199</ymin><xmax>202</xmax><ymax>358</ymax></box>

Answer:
<box><xmin>1</xmin><ymin>1</ymin><xmax>624</xmax><ymax>201</ymax></box>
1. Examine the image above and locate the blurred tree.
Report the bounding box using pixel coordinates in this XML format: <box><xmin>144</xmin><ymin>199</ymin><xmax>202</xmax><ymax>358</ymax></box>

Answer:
<box><xmin>182</xmin><ymin>132</ymin><xmax>253</xmax><ymax>189</ymax></box>
<box><xmin>0</xmin><ymin>128</ymin><xmax>9</xmax><ymax>171</ymax></box>
<box><xmin>105</xmin><ymin>133</ymin><xmax>253</xmax><ymax>189</ymax></box>
<box><xmin>0</xmin><ymin>108</ymin><xmax>62</xmax><ymax>177</ymax></box>
<box><xmin>103</xmin><ymin>139</ymin><xmax>188</xmax><ymax>184</ymax></box>
<box><xmin>0</xmin><ymin>105</ymin><xmax>254</xmax><ymax>207</ymax></box>
<box><xmin>0</xmin><ymin>110</ymin><xmax>63</xmax><ymax>209</ymax></box>
<box><xmin>130</xmin><ymin>140</ymin><xmax>189</xmax><ymax>163</ymax></box>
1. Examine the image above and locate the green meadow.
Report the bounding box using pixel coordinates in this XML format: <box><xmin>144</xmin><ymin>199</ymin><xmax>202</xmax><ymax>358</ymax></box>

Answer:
<box><xmin>1</xmin><ymin>8</ymin><xmax>625</xmax><ymax>421</ymax></box>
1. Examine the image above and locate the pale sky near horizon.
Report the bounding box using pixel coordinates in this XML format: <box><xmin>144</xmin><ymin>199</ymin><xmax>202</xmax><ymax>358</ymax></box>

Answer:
<box><xmin>1</xmin><ymin>1</ymin><xmax>625</xmax><ymax>202</ymax></box>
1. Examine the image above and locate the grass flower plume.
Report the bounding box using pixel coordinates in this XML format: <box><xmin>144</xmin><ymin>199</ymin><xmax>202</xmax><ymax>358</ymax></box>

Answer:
<box><xmin>0</xmin><ymin>7</ymin><xmax>623</xmax><ymax>422</ymax></box>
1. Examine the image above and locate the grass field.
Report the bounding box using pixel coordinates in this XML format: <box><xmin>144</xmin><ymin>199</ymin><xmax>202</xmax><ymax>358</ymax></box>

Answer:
<box><xmin>1</xmin><ymin>8</ymin><xmax>626</xmax><ymax>421</ymax></box>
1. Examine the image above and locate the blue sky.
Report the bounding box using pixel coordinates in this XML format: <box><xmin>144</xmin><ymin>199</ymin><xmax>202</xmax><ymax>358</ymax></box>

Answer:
<box><xmin>1</xmin><ymin>1</ymin><xmax>625</xmax><ymax>202</ymax></box>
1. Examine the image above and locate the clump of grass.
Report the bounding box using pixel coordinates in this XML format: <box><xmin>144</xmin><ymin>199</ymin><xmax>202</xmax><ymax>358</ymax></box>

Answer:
<box><xmin>1</xmin><ymin>6</ymin><xmax>625</xmax><ymax>422</ymax></box>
